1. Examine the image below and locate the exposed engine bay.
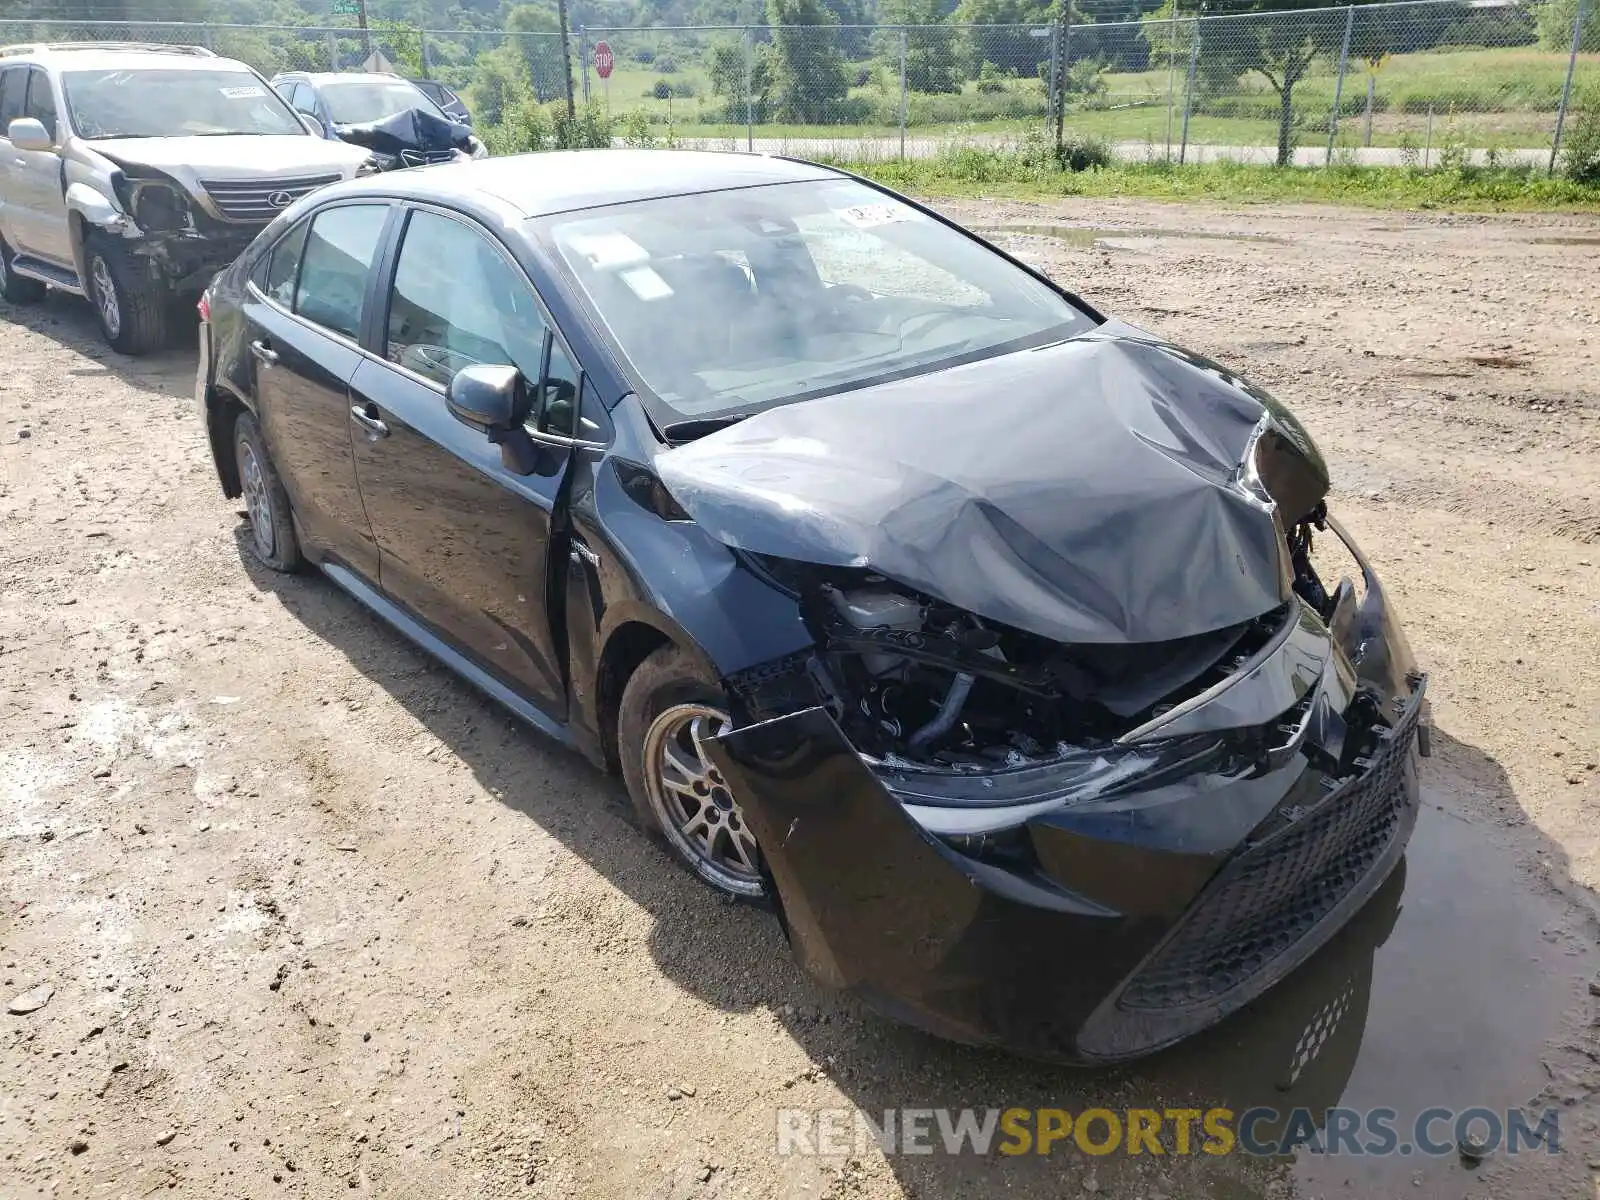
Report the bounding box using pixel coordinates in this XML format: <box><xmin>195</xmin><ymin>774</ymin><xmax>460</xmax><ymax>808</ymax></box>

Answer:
<box><xmin>730</xmin><ymin>505</ymin><xmax>1387</xmax><ymax>779</ymax></box>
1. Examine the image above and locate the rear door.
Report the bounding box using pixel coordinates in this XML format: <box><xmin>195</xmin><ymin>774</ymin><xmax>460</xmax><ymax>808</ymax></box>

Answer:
<box><xmin>348</xmin><ymin>205</ymin><xmax>578</xmax><ymax>716</ymax></box>
<box><xmin>243</xmin><ymin>201</ymin><xmax>391</xmax><ymax>581</ymax></box>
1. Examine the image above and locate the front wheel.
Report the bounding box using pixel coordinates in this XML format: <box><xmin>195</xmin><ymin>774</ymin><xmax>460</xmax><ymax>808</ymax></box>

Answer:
<box><xmin>84</xmin><ymin>235</ymin><xmax>169</xmax><ymax>356</ymax></box>
<box><xmin>618</xmin><ymin>646</ymin><xmax>765</xmax><ymax>901</ymax></box>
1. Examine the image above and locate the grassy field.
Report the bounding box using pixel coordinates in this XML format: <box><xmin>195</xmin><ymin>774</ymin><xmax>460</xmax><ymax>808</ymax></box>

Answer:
<box><xmin>831</xmin><ymin>147</ymin><xmax>1600</xmax><ymax>209</ymax></box>
<box><xmin>577</xmin><ymin>45</ymin><xmax>1596</xmax><ymax>152</ymax></box>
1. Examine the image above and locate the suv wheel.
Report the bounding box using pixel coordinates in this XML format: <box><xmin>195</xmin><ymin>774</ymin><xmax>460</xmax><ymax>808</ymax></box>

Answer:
<box><xmin>84</xmin><ymin>234</ymin><xmax>168</xmax><ymax>355</ymax></box>
<box><xmin>0</xmin><ymin>236</ymin><xmax>47</xmax><ymax>305</ymax></box>
<box><xmin>618</xmin><ymin>645</ymin><xmax>766</xmax><ymax>901</ymax></box>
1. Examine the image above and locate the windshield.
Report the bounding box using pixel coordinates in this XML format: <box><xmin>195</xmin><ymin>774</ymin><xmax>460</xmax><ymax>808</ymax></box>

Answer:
<box><xmin>541</xmin><ymin>180</ymin><xmax>1093</xmax><ymax>418</ymax></box>
<box><xmin>321</xmin><ymin>80</ymin><xmax>442</xmax><ymax>125</ymax></box>
<box><xmin>63</xmin><ymin>69</ymin><xmax>303</xmax><ymax>139</ymax></box>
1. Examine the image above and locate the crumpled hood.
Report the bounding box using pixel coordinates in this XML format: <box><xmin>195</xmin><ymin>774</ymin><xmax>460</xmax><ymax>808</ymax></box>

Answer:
<box><xmin>656</xmin><ymin>325</ymin><xmax>1323</xmax><ymax>645</ymax></box>
<box><xmin>88</xmin><ymin>134</ymin><xmax>370</xmax><ymax>178</ymax></box>
<box><xmin>333</xmin><ymin>107</ymin><xmax>474</xmax><ymax>159</ymax></box>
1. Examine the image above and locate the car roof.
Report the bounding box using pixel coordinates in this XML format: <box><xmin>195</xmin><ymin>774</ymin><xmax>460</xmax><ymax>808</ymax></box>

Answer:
<box><xmin>315</xmin><ymin>150</ymin><xmax>843</xmax><ymax>220</ymax></box>
<box><xmin>0</xmin><ymin>43</ymin><xmax>250</xmax><ymax>72</ymax></box>
<box><xmin>289</xmin><ymin>72</ymin><xmax>422</xmax><ymax>88</ymax></box>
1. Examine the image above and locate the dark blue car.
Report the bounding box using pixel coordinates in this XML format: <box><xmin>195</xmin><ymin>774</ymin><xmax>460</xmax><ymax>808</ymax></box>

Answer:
<box><xmin>196</xmin><ymin>150</ymin><xmax>1428</xmax><ymax>1063</ymax></box>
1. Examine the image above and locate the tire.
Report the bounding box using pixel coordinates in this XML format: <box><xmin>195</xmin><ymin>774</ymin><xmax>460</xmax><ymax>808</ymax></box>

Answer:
<box><xmin>618</xmin><ymin>645</ymin><xmax>766</xmax><ymax>901</ymax></box>
<box><xmin>84</xmin><ymin>234</ymin><xmax>169</xmax><ymax>355</ymax></box>
<box><xmin>233</xmin><ymin>409</ymin><xmax>302</xmax><ymax>574</ymax></box>
<box><xmin>0</xmin><ymin>236</ymin><xmax>46</xmax><ymax>305</ymax></box>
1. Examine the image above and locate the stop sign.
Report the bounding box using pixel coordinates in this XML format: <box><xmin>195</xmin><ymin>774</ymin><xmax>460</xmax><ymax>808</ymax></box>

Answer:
<box><xmin>593</xmin><ymin>40</ymin><xmax>613</xmax><ymax>80</ymax></box>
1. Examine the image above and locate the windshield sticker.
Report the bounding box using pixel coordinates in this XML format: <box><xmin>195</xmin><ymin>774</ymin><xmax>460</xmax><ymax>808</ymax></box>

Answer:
<box><xmin>835</xmin><ymin>203</ymin><xmax>915</xmax><ymax>229</ymax></box>
<box><xmin>620</xmin><ymin>266</ymin><xmax>673</xmax><ymax>301</ymax></box>
<box><xmin>221</xmin><ymin>85</ymin><xmax>267</xmax><ymax>99</ymax></box>
<box><xmin>564</xmin><ymin>231</ymin><xmax>650</xmax><ymax>271</ymax></box>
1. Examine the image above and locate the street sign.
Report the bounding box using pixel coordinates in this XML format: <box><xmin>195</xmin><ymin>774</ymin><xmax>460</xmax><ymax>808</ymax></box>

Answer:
<box><xmin>331</xmin><ymin>0</ymin><xmax>360</xmax><ymax>14</ymax></box>
<box><xmin>593</xmin><ymin>39</ymin><xmax>613</xmax><ymax>80</ymax></box>
<box><xmin>1028</xmin><ymin>26</ymin><xmax>1051</xmax><ymax>37</ymax></box>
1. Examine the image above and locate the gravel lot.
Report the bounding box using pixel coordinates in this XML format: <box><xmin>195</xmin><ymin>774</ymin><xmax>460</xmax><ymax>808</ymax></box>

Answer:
<box><xmin>2</xmin><ymin>196</ymin><xmax>1598</xmax><ymax>1200</ymax></box>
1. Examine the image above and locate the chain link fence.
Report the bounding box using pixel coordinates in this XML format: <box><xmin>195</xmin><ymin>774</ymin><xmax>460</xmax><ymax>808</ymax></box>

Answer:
<box><xmin>1</xmin><ymin>0</ymin><xmax>1594</xmax><ymax>174</ymax></box>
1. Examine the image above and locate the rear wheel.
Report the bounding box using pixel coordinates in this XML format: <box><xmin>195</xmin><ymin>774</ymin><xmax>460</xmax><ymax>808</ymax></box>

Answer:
<box><xmin>84</xmin><ymin>234</ymin><xmax>168</xmax><ymax>355</ymax></box>
<box><xmin>618</xmin><ymin>646</ymin><xmax>765</xmax><ymax>900</ymax></box>
<box><xmin>0</xmin><ymin>236</ymin><xmax>46</xmax><ymax>305</ymax></box>
<box><xmin>233</xmin><ymin>410</ymin><xmax>301</xmax><ymax>574</ymax></box>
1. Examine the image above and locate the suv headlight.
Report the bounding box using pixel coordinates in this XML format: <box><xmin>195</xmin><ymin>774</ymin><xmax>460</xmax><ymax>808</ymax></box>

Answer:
<box><xmin>111</xmin><ymin>171</ymin><xmax>193</xmax><ymax>233</ymax></box>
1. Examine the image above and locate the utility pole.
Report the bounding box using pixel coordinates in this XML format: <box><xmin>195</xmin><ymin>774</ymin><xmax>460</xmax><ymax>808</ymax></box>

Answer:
<box><xmin>557</xmin><ymin>0</ymin><xmax>576</xmax><ymax>118</ymax></box>
<box><xmin>1053</xmin><ymin>0</ymin><xmax>1074</xmax><ymax>151</ymax></box>
<box><xmin>357</xmin><ymin>0</ymin><xmax>372</xmax><ymax>57</ymax></box>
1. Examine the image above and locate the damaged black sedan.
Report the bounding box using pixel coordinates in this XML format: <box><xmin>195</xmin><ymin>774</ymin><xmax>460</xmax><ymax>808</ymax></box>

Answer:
<box><xmin>197</xmin><ymin>150</ymin><xmax>1428</xmax><ymax>1063</ymax></box>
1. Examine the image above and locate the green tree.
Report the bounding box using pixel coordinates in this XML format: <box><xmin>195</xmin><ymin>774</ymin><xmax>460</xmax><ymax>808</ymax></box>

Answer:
<box><xmin>1205</xmin><ymin>0</ymin><xmax>1349</xmax><ymax>166</ymax></box>
<box><xmin>373</xmin><ymin>20</ymin><xmax>427</xmax><ymax>76</ymax></box>
<box><xmin>469</xmin><ymin>42</ymin><xmax>535</xmax><ymax>126</ymax></box>
<box><xmin>952</xmin><ymin>0</ymin><xmax>1056</xmax><ymax>80</ymax></box>
<box><xmin>706</xmin><ymin>35</ymin><xmax>773</xmax><ymax>121</ymax></box>
<box><xmin>767</xmin><ymin>0</ymin><xmax>850</xmax><ymax>122</ymax></box>
<box><xmin>505</xmin><ymin>4</ymin><xmax>569</xmax><ymax>102</ymax></box>
<box><xmin>880</xmin><ymin>0</ymin><xmax>961</xmax><ymax>94</ymax></box>
<box><xmin>1536</xmin><ymin>0</ymin><xmax>1599</xmax><ymax>51</ymax></box>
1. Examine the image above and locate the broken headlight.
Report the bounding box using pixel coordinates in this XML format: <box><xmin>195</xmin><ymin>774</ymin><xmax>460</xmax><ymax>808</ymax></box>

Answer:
<box><xmin>1236</xmin><ymin>404</ymin><xmax>1331</xmax><ymax>526</ymax></box>
<box><xmin>111</xmin><ymin>172</ymin><xmax>193</xmax><ymax>234</ymax></box>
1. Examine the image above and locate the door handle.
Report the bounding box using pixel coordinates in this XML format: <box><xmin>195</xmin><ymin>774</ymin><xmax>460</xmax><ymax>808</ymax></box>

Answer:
<box><xmin>249</xmin><ymin>339</ymin><xmax>278</xmax><ymax>367</ymax></box>
<box><xmin>350</xmin><ymin>403</ymin><xmax>390</xmax><ymax>439</ymax></box>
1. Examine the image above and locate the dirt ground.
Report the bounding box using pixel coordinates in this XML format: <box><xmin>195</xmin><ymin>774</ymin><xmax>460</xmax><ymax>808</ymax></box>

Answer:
<box><xmin>2</xmin><ymin>197</ymin><xmax>1598</xmax><ymax>1200</ymax></box>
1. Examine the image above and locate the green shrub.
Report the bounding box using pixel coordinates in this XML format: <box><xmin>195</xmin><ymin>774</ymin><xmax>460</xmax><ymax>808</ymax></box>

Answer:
<box><xmin>1561</xmin><ymin>88</ymin><xmax>1600</xmax><ymax>184</ymax></box>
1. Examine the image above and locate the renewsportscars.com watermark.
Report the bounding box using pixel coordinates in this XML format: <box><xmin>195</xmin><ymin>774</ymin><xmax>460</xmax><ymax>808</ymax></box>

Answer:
<box><xmin>775</xmin><ymin>1106</ymin><xmax>1562</xmax><ymax>1158</ymax></box>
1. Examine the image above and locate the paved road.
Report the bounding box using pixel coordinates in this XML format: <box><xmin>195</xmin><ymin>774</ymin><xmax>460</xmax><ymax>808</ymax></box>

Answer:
<box><xmin>676</xmin><ymin>132</ymin><xmax>1550</xmax><ymax>168</ymax></box>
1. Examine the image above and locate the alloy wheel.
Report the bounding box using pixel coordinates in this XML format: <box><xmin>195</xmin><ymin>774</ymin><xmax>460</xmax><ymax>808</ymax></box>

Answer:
<box><xmin>238</xmin><ymin>440</ymin><xmax>276</xmax><ymax>559</ymax></box>
<box><xmin>90</xmin><ymin>255</ymin><xmax>121</xmax><ymax>339</ymax></box>
<box><xmin>642</xmin><ymin>702</ymin><xmax>763</xmax><ymax>897</ymax></box>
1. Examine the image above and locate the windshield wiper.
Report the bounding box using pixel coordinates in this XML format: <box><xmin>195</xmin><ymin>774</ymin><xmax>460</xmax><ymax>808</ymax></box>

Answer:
<box><xmin>660</xmin><ymin>413</ymin><xmax>750</xmax><ymax>445</ymax></box>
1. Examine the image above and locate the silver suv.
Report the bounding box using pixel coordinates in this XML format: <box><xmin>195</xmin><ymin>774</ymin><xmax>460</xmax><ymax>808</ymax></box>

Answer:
<box><xmin>0</xmin><ymin>42</ymin><xmax>375</xmax><ymax>354</ymax></box>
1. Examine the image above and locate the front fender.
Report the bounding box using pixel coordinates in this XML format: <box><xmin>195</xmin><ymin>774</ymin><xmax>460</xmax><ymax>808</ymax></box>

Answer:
<box><xmin>65</xmin><ymin>181</ymin><xmax>133</xmax><ymax>234</ymax></box>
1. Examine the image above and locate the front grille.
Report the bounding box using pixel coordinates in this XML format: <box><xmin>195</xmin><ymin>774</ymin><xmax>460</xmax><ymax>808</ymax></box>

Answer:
<box><xmin>398</xmin><ymin>148</ymin><xmax>456</xmax><ymax>167</ymax></box>
<box><xmin>199</xmin><ymin>173</ymin><xmax>342</xmax><ymax>223</ymax></box>
<box><xmin>1117</xmin><ymin>680</ymin><xmax>1426</xmax><ymax>1014</ymax></box>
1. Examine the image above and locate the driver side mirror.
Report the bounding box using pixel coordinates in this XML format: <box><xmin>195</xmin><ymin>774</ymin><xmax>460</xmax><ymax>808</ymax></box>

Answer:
<box><xmin>447</xmin><ymin>364</ymin><xmax>527</xmax><ymax>439</ymax></box>
<box><xmin>297</xmin><ymin>111</ymin><xmax>327</xmax><ymax>137</ymax></box>
<box><xmin>7</xmin><ymin>118</ymin><xmax>53</xmax><ymax>151</ymax></box>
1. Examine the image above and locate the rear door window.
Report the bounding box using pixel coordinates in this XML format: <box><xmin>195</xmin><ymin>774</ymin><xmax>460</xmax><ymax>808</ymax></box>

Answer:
<box><xmin>293</xmin><ymin>204</ymin><xmax>388</xmax><ymax>341</ymax></box>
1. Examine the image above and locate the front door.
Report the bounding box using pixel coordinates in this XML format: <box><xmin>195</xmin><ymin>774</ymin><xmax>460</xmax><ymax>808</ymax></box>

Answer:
<box><xmin>3</xmin><ymin>69</ymin><xmax>73</xmax><ymax>268</ymax></box>
<box><xmin>350</xmin><ymin>206</ymin><xmax>577</xmax><ymax>715</ymax></box>
<box><xmin>246</xmin><ymin>201</ymin><xmax>391</xmax><ymax>582</ymax></box>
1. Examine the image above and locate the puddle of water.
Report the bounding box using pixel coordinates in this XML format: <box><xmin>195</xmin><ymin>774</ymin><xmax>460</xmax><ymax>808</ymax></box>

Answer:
<box><xmin>1529</xmin><ymin>236</ymin><xmax>1600</xmax><ymax>246</ymax></box>
<box><xmin>1131</xmin><ymin>794</ymin><xmax>1595</xmax><ymax>1193</ymax></box>
<box><xmin>977</xmin><ymin>224</ymin><xmax>1288</xmax><ymax>248</ymax></box>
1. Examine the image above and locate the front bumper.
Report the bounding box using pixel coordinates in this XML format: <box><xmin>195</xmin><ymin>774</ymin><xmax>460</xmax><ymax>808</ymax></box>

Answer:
<box><xmin>136</xmin><ymin>227</ymin><xmax>260</xmax><ymax>294</ymax></box>
<box><xmin>706</xmin><ymin>534</ymin><xmax>1426</xmax><ymax>1063</ymax></box>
